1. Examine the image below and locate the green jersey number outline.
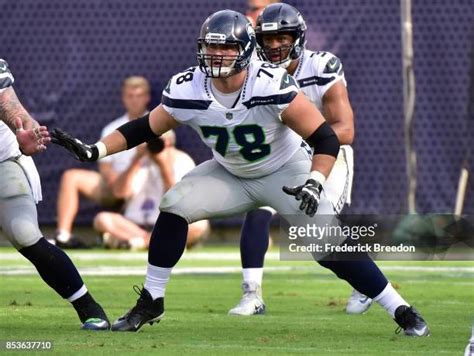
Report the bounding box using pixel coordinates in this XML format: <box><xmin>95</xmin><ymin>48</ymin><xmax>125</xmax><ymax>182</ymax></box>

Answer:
<box><xmin>200</xmin><ymin>124</ymin><xmax>271</xmax><ymax>162</ymax></box>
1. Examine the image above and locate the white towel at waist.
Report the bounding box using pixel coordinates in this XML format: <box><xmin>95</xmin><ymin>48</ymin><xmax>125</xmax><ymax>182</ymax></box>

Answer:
<box><xmin>341</xmin><ymin>145</ymin><xmax>354</xmax><ymax>205</ymax></box>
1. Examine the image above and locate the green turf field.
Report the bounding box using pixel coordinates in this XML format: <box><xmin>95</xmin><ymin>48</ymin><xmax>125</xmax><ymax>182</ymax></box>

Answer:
<box><xmin>1</xmin><ymin>246</ymin><xmax>472</xmax><ymax>355</ymax></box>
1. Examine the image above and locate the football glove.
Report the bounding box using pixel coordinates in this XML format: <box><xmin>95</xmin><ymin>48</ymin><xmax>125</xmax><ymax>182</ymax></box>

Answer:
<box><xmin>51</xmin><ymin>128</ymin><xmax>99</xmax><ymax>162</ymax></box>
<box><xmin>283</xmin><ymin>179</ymin><xmax>323</xmax><ymax>217</ymax></box>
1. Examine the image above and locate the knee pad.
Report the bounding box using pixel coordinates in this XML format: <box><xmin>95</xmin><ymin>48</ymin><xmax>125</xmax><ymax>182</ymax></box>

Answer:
<box><xmin>159</xmin><ymin>181</ymin><xmax>195</xmax><ymax>223</ymax></box>
<box><xmin>0</xmin><ymin>193</ymin><xmax>42</xmax><ymax>249</ymax></box>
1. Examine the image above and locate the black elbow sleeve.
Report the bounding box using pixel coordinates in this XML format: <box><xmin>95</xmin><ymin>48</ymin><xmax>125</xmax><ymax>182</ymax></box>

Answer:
<box><xmin>116</xmin><ymin>114</ymin><xmax>158</xmax><ymax>149</ymax></box>
<box><xmin>305</xmin><ymin>122</ymin><xmax>340</xmax><ymax>158</ymax></box>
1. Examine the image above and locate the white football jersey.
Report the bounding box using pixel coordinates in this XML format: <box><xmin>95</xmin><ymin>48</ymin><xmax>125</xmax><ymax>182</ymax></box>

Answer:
<box><xmin>293</xmin><ymin>50</ymin><xmax>346</xmax><ymax>110</ymax></box>
<box><xmin>162</xmin><ymin>61</ymin><xmax>302</xmax><ymax>178</ymax></box>
<box><xmin>0</xmin><ymin>59</ymin><xmax>21</xmax><ymax>162</ymax></box>
<box><xmin>294</xmin><ymin>50</ymin><xmax>353</xmax><ymax>208</ymax></box>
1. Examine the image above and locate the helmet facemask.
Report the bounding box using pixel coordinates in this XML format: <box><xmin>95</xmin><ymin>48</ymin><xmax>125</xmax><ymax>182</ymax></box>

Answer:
<box><xmin>258</xmin><ymin>42</ymin><xmax>294</xmax><ymax>69</ymax></box>
<box><xmin>257</xmin><ymin>32</ymin><xmax>303</xmax><ymax>69</ymax></box>
<box><xmin>255</xmin><ymin>4</ymin><xmax>307</xmax><ymax>68</ymax></box>
<box><xmin>198</xmin><ymin>39</ymin><xmax>244</xmax><ymax>78</ymax></box>
<box><xmin>197</xmin><ymin>10</ymin><xmax>256</xmax><ymax>79</ymax></box>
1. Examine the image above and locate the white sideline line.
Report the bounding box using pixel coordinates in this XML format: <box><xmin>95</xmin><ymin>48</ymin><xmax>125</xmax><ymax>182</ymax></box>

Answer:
<box><xmin>1</xmin><ymin>251</ymin><xmax>474</xmax><ymax>268</ymax></box>
<box><xmin>0</xmin><ymin>266</ymin><xmax>299</xmax><ymax>276</ymax></box>
<box><xmin>0</xmin><ymin>265</ymin><xmax>473</xmax><ymax>276</ymax></box>
<box><xmin>0</xmin><ymin>251</ymin><xmax>280</xmax><ymax>262</ymax></box>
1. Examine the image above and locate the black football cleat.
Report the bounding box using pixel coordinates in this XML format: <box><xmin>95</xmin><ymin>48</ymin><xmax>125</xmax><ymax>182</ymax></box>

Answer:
<box><xmin>82</xmin><ymin>317</ymin><xmax>111</xmax><ymax>331</ymax></box>
<box><xmin>74</xmin><ymin>297</ymin><xmax>110</xmax><ymax>331</ymax></box>
<box><xmin>394</xmin><ymin>305</ymin><xmax>430</xmax><ymax>336</ymax></box>
<box><xmin>111</xmin><ymin>286</ymin><xmax>164</xmax><ymax>332</ymax></box>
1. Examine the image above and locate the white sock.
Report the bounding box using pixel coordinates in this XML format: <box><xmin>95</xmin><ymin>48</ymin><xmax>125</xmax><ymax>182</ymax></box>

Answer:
<box><xmin>373</xmin><ymin>283</ymin><xmax>409</xmax><ymax>317</ymax></box>
<box><xmin>67</xmin><ymin>284</ymin><xmax>88</xmax><ymax>302</ymax></box>
<box><xmin>242</xmin><ymin>268</ymin><xmax>263</xmax><ymax>286</ymax></box>
<box><xmin>144</xmin><ymin>264</ymin><xmax>172</xmax><ymax>300</ymax></box>
<box><xmin>56</xmin><ymin>230</ymin><xmax>71</xmax><ymax>243</ymax></box>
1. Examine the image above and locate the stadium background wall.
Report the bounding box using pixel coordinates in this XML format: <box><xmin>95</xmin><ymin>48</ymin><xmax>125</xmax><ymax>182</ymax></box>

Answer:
<box><xmin>1</xmin><ymin>0</ymin><xmax>472</xmax><ymax>225</ymax></box>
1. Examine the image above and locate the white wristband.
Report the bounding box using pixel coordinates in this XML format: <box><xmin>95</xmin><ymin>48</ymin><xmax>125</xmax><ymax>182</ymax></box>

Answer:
<box><xmin>310</xmin><ymin>171</ymin><xmax>326</xmax><ymax>185</ymax></box>
<box><xmin>95</xmin><ymin>141</ymin><xmax>108</xmax><ymax>160</ymax></box>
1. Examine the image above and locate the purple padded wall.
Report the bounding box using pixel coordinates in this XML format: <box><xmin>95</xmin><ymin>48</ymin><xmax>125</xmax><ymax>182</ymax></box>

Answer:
<box><xmin>411</xmin><ymin>0</ymin><xmax>473</xmax><ymax>213</ymax></box>
<box><xmin>1</xmin><ymin>0</ymin><xmax>473</xmax><ymax>225</ymax></box>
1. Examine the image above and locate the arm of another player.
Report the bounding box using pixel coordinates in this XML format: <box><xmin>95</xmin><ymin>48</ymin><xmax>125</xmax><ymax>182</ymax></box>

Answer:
<box><xmin>0</xmin><ymin>87</ymin><xmax>51</xmax><ymax>155</ymax></box>
<box><xmin>52</xmin><ymin>104</ymin><xmax>180</xmax><ymax>162</ymax></box>
<box><xmin>322</xmin><ymin>81</ymin><xmax>354</xmax><ymax>145</ymax></box>
<box><xmin>101</xmin><ymin>105</ymin><xmax>179</xmax><ymax>156</ymax></box>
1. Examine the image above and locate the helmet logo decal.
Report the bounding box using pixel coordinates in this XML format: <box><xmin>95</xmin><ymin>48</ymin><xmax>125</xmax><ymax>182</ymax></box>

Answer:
<box><xmin>205</xmin><ymin>33</ymin><xmax>227</xmax><ymax>44</ymax></box>
<box><xmin>246</xmin><ymin>23</ymin><xmax>255</xmax><ymax>36</ymax></box>
<box><xmin>297</xmin><ymin>14</ymin><xmax>307</xmax><ymax>30</ymax></box>
<box><xmin>262</xmin><ymin>22</ymin><xmax>278</xmax><ymax>31</ymax></box>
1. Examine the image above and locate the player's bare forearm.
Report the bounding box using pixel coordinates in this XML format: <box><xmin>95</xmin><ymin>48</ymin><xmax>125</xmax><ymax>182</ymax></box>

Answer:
<box><xmin>311</xmin><ymin>154</ymin><xmax>336</xmax><ymax>178</ymax></box>
<box><xmin>0</xmin><ymin>87</ymin><xmax>39</xmax><ymax>131</ymax></box>
<box><xmin>51</xmin><ymin>106</ymin><xmax>180</xmax><ymax>162</ymax></box>
<box><xmin>101</xmin><ymin>105</ymin><xmax>179</xmax><ymax>157</ymax></box>
<box><xmin>100</xmin><ymin>130</ymin><xmax>129</xmax><ymax>156</ymax></box>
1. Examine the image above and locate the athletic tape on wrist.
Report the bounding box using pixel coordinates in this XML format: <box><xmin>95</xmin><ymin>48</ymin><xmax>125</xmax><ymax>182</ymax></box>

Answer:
<box><xmin>95</xmin><ymin>141</ymin><xmax>107</xmax><ymax>159</ymax></box>
<box><xmin>310</xmin><ymin>171</ymin><xmax>326</xmax><ymax>185</ymax></box>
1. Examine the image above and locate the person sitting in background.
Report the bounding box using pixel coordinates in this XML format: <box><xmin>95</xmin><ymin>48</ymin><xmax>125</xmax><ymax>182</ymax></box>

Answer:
<box><xmin>93</xmin><ymin>130</ymin><xmax>209</xmax><ymax>250</ymax></box>
<box><xmin>54</xmin><ymin>76</ymin><xmax>163</xmax><ymax>248</ymax></box>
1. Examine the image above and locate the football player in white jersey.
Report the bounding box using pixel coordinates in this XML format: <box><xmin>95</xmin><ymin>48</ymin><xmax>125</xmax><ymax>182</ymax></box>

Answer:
<box><xmin>51</xmin><ymin>10</ymin><xmax>429</xmax><ymax>336</ymax></box>
<box><xmin>0</xmin><ymin>59</ymin><xmax>110</xmax><ymax>330</ymax></box>
<box><xmin>229</xmin><ymin>3</ymin><xmax>369</xmax><ymax>316</ymax></box>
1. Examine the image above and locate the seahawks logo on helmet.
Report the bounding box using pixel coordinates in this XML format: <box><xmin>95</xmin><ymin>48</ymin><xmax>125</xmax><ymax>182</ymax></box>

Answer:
<box><xmin>246</xmin><ymin>22</ymin><xmax>255</xmax><ymax>37</ymax></box>
<box><xmin>0</xmin><ymin>59</ymin><xmax>11</xmax><ymax>75</ymax></box>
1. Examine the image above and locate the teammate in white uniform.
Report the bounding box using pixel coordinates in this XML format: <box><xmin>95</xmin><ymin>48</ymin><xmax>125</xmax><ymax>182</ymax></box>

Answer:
<box><xmin>0</xmin><ymin>59</ymin><xmax>109</xmax><ymax>330</ymax></box>
<box><xmin>51</xmin><ymin>10</ymin><xmax>429</xmax><ymax>336</ymax></box>
<box><xmin>229</xmin><ymin>3</ymin><xmax>368</xmax><ymax>316</ymax></box>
